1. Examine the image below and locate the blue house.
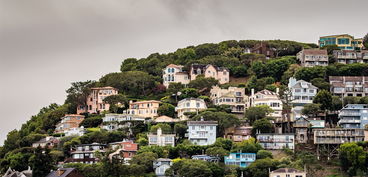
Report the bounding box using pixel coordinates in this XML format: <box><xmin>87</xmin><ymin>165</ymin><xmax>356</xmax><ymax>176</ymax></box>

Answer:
<box><xmin>338</xmin><ymin>104</ymin><xmax>368</xmax><ymax>129</ymax></box>
<box><xmin>224</xmin><ymin>153</ymin><xmax>256</xmax><ymax>168</ymax></box>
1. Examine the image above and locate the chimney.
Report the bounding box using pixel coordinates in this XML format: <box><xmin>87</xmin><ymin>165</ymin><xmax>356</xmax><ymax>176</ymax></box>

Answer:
<box><xmin>157</xmin><ymin>128</ymin><xmax>162</xmax><ymax>136</ymax></box>
<box><xmin>251</xmin><ymin>88</ymin><xmax>255</xmax><ymax>96</ymax></box>
<box><xmin>276</xmin><ymin>87</ymin><xmax>280</xmax><ymax>95</ymax></box>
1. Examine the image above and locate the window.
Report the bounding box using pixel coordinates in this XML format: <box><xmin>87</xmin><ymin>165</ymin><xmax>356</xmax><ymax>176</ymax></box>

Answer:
<box><xmin>286</xmin><ymin>174</ymin><xmax>290</xmax><ymax>177</ymax></box>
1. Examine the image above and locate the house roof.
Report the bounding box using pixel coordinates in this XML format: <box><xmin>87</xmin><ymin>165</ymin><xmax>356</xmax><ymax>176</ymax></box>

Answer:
<box><xmin>154</xmin><ymin>116</ymin><xmax>179</xmax><ymax>123</ymax></box>
<box><xmin>256</xmin><ymin>89</ymin><xmax>277</xmax><ymax>95</ymax></box>
<box><xmin>130</xmin><ymin>100</ymin><xmax>161</xmax><ymax>104</ymax></box>
<box><xmin>166</xmin><ymin>64</ymin><xmax>183</xmax><ymax>68</ymax></box>
<box><xmin>178</xmin><ymin>97</ymin><xmax>205</xmax><ymax>103</ymax></box>
<box><xmin>291</xmin><ymin>80</ymin><xmax>317</xmax><ymax>89</ymax></box>
<box><xmin>187</xmin><ymin>120</ymin><xmax>218</xmax><ymax>125</ymax></box>
<box><xmin>271</xmin><ymin>168</ymin><xmax>304</xmax><ymax>173</ymax></box>
<box><xmin>302</xmin><ymin>49</ymin><xmax>327</xmax><ymax>55</ymax></box>
<box><xmin>156</xmin><ymin>158</ymin><xmax>172</xmax><ymax>162</ymax></box>
<box><xmin>190</xmin><ymin>64</ymin><xmax>229</xmax><ymax>74</ymax></box>
<box><xmin>91</xmin><ymin>86</ymin><xmax>118</xmax><ymax>90</ymax></box>
<box><xmin>46</xmin><ymin>168</ymin><xmax>80</xmax><ymax>177</ymax></box>
<box><xmin>320</xmin><ymin>34</ymin><xmax>353</xmax><ymax>38</ymax></box>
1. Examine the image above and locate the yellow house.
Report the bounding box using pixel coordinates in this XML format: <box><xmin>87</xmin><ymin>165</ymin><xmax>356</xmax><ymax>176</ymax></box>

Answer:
<box><xmin>319</xmin><ymin>34</ymin><xmax>363</xmax><ymax>50</ymax></box>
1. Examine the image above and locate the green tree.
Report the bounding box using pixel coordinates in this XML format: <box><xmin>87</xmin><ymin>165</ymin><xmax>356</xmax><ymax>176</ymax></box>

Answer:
<box><xmin>295</xmin><ymin>66</ymin><xmax>326</xmax><ymax>82</ymax></box>
<box><xmin>150</xmin><ymin>123</ymin><xmax>172</xmax><ymax>134</ymax></box>
<box><xmin>120</xmin><ymin>58</ymin><xmax>138</xmax><ymax>72</ymax></box>
<box><xmin>339</xmin><ymin>142</ymin><xmax>367</xmax><ymax>176</ymax></box>
<box><xmin>310</xmin><ymin>78</ymin><xmax>330</xmax><ymax>90</ymax></box>
<box><xmin>30</xmin><ymin>146</ymin><xmax>54</xmax><ymax>177</ymax></box>
<box><xmin>169</xmin><ymin>159</ymin><xmax>213</xmax><ymax>177</ymax></box>
<box><xmin>80</xmin><ymin>116</ymin><xmax>103</xmax><ymax>128</ymax></box>
<box><xmin>232</xmin><ymin>138</ymin><xmax>263</xmax><ymax>153</ymax></box>
<box><xmin>193</xmin><ymin>111</ymin><xmax>240</xmax><ymax>137</ymax></box>
<box><xmin>313</xmin><ymin>90</ymin><xmax>332</xmax><ymax>111</ymax></box>
<box><xmin>131</xmin><ymin>152</ymin><xmax>158</xmax><ymax>173</ymax></box>
<box><xmin>174</xmin><ymin>123</ymin><xmax>188</xmax><ymax>139</ymax></box>
<box><xmin>331</xmin><ymin>96</ymin><xmax>343</xmax><ymax>111</ymax></box>
<box><xmin>103</xmin><ymin>94</ymin><xmax>129</xmax><ymax>113</ymax></box>
<box><xmin>245</xmin><ymin>158</ymin><xmax>279</xmax><ymax>177</ymax></box>
<box><xmin>301</xmin><ymin>103</ymin><xmax>321</xmax><ymax>118</ymax></box>
<box><xmin>188</xmin><ymin>76</ymin><xmax>219</xmax><ymax>94</ymax></box>
<box><xmin>213</xmin><ymin>138</ymin><xmax>233</xmax><ymax>151</ymax></box>
<box><xmin>65</xmin><ymin>80</ymin><xmax>95</xmax><ymax>113</ymax></box>
<box><xmin>158</xmin><ymin>103</ymin><xmax>176</xmax><ymax>117</ymax></box>
<box><xmin>244</xmin><ymin>105</ymin><xmax>273</xmax><ymax>124</ymax></box>
<box><xmin>343</xmin><ymin>96</ymin><xmax>360</xmax><ymax>106</ymax></box>
<box><xmin>252</xmin><ymin>118</ymin><xmax>273</xmax><ymax>135</ymax></box>
<box><xmin>206</xmin><ymin>147</ymin><xmax>229</xmax><ymax>160</ymax></box>
<box><xmin>256</xmin><ymin>150</ymin><xmax>273</xmax><ymax>159</ymax></box>
<box><xmin>179</xmin><ymin>88</ymin><xmax>200</xmax><ymax>99</ymax></box>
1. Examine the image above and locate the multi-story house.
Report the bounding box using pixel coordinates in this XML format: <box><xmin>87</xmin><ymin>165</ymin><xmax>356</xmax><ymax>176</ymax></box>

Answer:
<box><xmin>313</xmin><ymin>128</ymin><xmax>365</xmax><ymax>144</ymax></box>
<box><xmin>108</xmin><ymin>141</ymin><xmax>138</xmax><ymax>164</ymax></box>
<box><xmin>191</xmin><ymin>155</ymin><xmax>220</xmax><ymax>163</ymax></box>
<box><xmin>187</xmin><ymin>119</ymin><xmax>218</xmax><ymax>146</ymax></box>
<box><xmin>288</xmin><ymin>77</ymin><xmax>317</xmax><ymax>106</ymax></box>
<box><xmin>162</xmin><ymin>64</ymin><xmax>190</xmax><ymax>88</ymax></box>
<box><xmin>190</xmin><ymin>64</ymin><xmax>229</xmax><ymax>84</ymax></box>
<box><xmin>102</xmin><ymin>113</ymin><xmax>146</xmax><ymax>131</ymax></box>
<box><xmin>293</xmin><ymin>117</ymin><xmax>310</xmax><ymax>144</ymax></box>
<box><xmin>55</xmin><ymin>114</ymin><xmax>84</xmax><ymax>134</ymax></box>
<box><xmin>269</xmin><ymin>168</ymin><xmax>306</xmax><ymax>177</ymax></box>
<box><xmin>224</xmin><ymin>153</ymin><xmax>256</xmax><ymax>168</ymax></box>
<box><xmin>251</xmin><ymin>42</ymin><xmax>275</xmax><ymax>59</ymax></box>
<box><xmin>32</xmin><ymin>136</ymin><xmax>60</xmax><ymax>148</ymax></box>
<box><xmin>256</xmin><ymin>133</ymin><xmax>295</xmax><ymax>150</ymax></box>
<box><xmin>224</xmin><ymin>126</ymin><xmax>252</xmax><ymax>142</ymax></box>
<box><xmin>153</xmin><ymin>158</ymin><xmax>172</xmax><ymax>176</ymax></box>
<box><xmin>319</xmin><ymin>34</ymin><xmax>363</xmax><ymax>50</ymax></box>
<box><xmin>127</xmin><ymin>100</ymin><xmax>160</xmax><ymax>118</ymax></box>
<box><xmin>338</xmin><ymin>104</ymin><xmax>368</xmax><ymax>129</ymax></box>
<box><xmin>147</xmin><ymin>128</ymin><xmax>175</xmax><ymax>146</ymax></box>
<box><xmin>333</xmin><ymin>50</ymin><xmax>368</xmax><ymax>64</ymax></box>
<box><xmin>77</xmin><ymin>87</ymin><xmax>118</xmax><ymax>114</ymax></box>
<box><xmin>329</xmin><ymin>76</ymin><xmax>368</xmax><ymax>97</ymax></box>
<box><xmin>64</xmin><ymin>127</ymin><xmax>85</xmax><ymax>137</ymax></box>
<box><xmin>65</xmin><ymin>143</ymin><xmax>107</xmax><ymax>164</ymax></box>
<box><xmin>297</xmin><ymin>49</ymin><xmax>328</xmax><ymax>67</ymax></box>
<box><xmin>249</xmin><ymin>89</ymin><xmax>283</xmax><ymax>119</ymax></box>
<box><xmin>210</xmin><ymin>85</ymin><xmax>248</xmax><ymax>113</ymax></box>
<box><xmin>176</xmin><ymin>98</ymin><xmax>207</xmax><ymax>120</ymax></box>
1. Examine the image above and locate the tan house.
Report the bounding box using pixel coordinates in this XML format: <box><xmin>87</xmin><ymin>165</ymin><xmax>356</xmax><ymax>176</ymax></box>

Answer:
<box><xmin>148</xmin><ymin>128</ymin><xmax>175</xmax><ymax>146</ymax></box>
<box><xmin>175</xmin><ymin>98</ymin><xmax>207</xmax><ymax>120</ymax></box>
<box><xmin>162</xmin><ymin>64</ymin><xmax>190</xmax><ymax>88</ymax></box>
<box><xmin>77</xmin><ymin>87</ymin><xmax>119</xmax><ymax>114</ymax></box>
<box><xmin>55</xmin><ymin>114</ymin><xmax>85</xmax><ymax>134</ymax></box>
<box><xmin>224</xmin><ymin>126</ymin><xmax>252</xmax><ymax>142</ymax></box>
<box><xmin>269</xmin><ymin>168</ymin><xmax>306</xmax><ymax>177</ymax></box>
<box><xmin>249</xmin><ymin>89</ymin><xmax>283</xmax><ymax>119</ymax></box>
<box><xmin>210</xmin><ymin>85</ymin><xmax>248</xmax><ymax>113</ymax></box>
<box><xmin>154</xmin><ymin>115</ymin><xmax>179</xmax><ymax>123</ymax></box>
<box><xmin>297</xmin><ymin>49</ymin><xmax>328</xmax><ymax>67</ymax></box>
<box><xmin>190</xmin><ymin>64</ymin><xmax>229</xmax><ymax>84</ymax></box>
<box><xmin>127</xmin><ymin>100</ymin><xmax>161</xmax><ymax>118</ymax></box>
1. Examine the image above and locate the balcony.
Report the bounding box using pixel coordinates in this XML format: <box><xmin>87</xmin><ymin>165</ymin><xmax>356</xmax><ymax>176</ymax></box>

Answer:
<box><xmin>339</xmin><ymin>112</ymin><xmax>361</xmax><ymax>116</ymax></box>
<box><xmin>338</xmin><ymin>119</ymin><xmax>361</xmax><ymax>124</ymax></box>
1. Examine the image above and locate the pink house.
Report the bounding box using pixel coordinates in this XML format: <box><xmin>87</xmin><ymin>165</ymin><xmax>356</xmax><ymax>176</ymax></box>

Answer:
<box><xmin>77</xmin><ymin>87</ymin><xmax>118</xmax><ymax>114</ymax></box>
<box><xmin>190</xmin><ymin>64</ymin><xmax>229</xmax><ymax>84</ymax></box>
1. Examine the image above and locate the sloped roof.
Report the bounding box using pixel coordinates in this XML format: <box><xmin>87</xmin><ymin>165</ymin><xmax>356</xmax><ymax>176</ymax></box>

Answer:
<box><xmin>303</xmin><ymin>49</ymin><xmax>327</xmax><ymax>55</ymax></box>
<box><xmin>256</xmin><ymin>89</ymin><xmax>277</xmax><ymax>95</ymax></box>
<box><xmin>46</xmin><ymin>168</ymin><xmax>81</xmax><ymax>177</ymax></box>
<box><xmin>166</xmin><ymin>64</ymin><xmax>183</xmax><ymax>68</ymax></box>
<box><xmin>292</xmin><ymin>80</ymin><xmax>317</xmax><ymax>89</ymax></box>
<box><xmin>271</xmin><ymin>168</ymin><xmax>305</xmax><ymax>173</ymax></box>
<box><xmin>154</xmin><ymin>116</ymin><xmax>178</xmax><ymax>123</ymax></box>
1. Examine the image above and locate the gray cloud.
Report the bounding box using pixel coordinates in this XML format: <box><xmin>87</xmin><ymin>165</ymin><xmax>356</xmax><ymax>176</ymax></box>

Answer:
<box><xmin>0</xmin><ymin>0</ymin><xmax>367</xmax><ymax>145</ymax></box>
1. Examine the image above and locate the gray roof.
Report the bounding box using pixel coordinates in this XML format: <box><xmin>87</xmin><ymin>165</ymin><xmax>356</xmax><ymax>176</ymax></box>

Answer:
<box><xmin>291</xmin><ymin>80</ymin><xmax>317</xmax><ymax>89</ymax></box>
<box><xmin>271</xmin><ymin>168</ymin><xmax>304</xmax><ymax>173</ymax></box>
<box><xmin>46</xmin><ymin>168</ymin><xmax>80</xmax><ymax>177</ymax></box>
<box><xmin>187</xmin><ymin>120</ymin><xmax>218</xmax><ymax>125</ymax></box>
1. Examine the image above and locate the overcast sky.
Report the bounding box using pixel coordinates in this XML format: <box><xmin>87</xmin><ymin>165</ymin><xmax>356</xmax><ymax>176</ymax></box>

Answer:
<box><xmin>0</xmin><ymin>0</ymin><xmax>367</xmax><ymax>145</ymax></box>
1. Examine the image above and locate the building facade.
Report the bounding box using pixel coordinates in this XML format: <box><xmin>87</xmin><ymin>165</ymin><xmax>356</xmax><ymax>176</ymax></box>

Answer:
<box><xmin>65</xmin><ymin>143</ymin><xmax>107</xmax><ymax>164</ymax></box>
<box><xmin>147</xmin><ymin>128</ymin><xmax>175</xmax><ymax>146</ymax></box>
<box><xmin>338</xmin><ymin>104</ymin><xmax>368</xmax><ymax>129</ymax></box>
<box><xmin>224</xmin><ymin>153</ymin><xmax>256</xmax><ymax>168</ymax></box>
<box><xmin>329</xmin><ymin>76</ymin><xmax>368</xmax><ymax>97</ymax></box>
<box><xmin>187</xmin><ymin>119</ymin><xmax>218</xmax><ymax>146</ymax></box>
<box><xmin>32</xmin><ymin>136</ymin><xmax>60</xmax><ymax>148</ymax></box>
<box><xmin>319</xmin><ymin>34</ymin><xmax>363</xmax><ymax>50</ymax></box>
<box><xmin>102</xmin><ymin>113</ymin><xmax>146</xmax><ymax>131</ymax></box>
<box><xmin>108</xmin><ymin>141</ymin><xmax>138</xmax><ymax>164</ymax></box>
<box><xmin>190</xmin><ymin>64</ymin><xmax>230</xmax><ymax>84</ymax></box>
<box><xmin>333</xmin><ymin>50</ymin><xmax>368</xmax><ymax>64</ymax></box>
<box><xmin>248</xmin><ymin>42</ymin><xmax>275</xmax><ymax>59</ymax></box>
<box><xmin>288</xmin><ymin>77</ymin><xmax>317</xmax><ymax>106</ymax></box>
<box><xmin>77</xmin><ymin>87</ymin><xmax>118</xmax><ymax>114</ymax></box>
<box><xmin>224</xmin><ymin>126</ymin><xmax>252</xmax><ymax>142</ymax></box>
<box><xmin>153</xmin><ymin>158</ymin><xmax>172</xmax><ymax>176</ymax></box>
<box><xmin>297</xmin><ymin>49</ymin><xmax>328</xmax><ymax>67</ymax></box>
<box><xmin>55</xmin><ymin>114</ymin><xmax>85</xmax><ymax>134</ymax></box>
<box><xmin>127</xmin><ymin>100</ymin><xmax>160</xmax><ymax>118</ymax></box>
<box><xmin>313</xmin><ymin>128</ymin><xmax>365</xmax><ymax>144</ymax></box>
<box><xmin>162</xmin><ymin>64</ymin><xmax>190</xmax><ymax>88</ymax></box>
<box><xmin>249</xmin><ymin>89</ymin><xmax>283</xmax><ymax>119</ymax></box>
<box><xmin>269</xmin><ymin>168</ymin><xmax>306</xmax><ymax>177</ymax></box>
<box><xmin>256</xmin><ymin>134</ymin><xmax>295</xmax><ymax>150</ymax></box>
<box><xmin>175</xmin><ymin>98</ymin><xmax>207</xmax><ymax>120</ymax></box>
<box><xmin>210</xmin><ymin>85</ymin><xmax>248</xmax><ymax>113</ymax></box>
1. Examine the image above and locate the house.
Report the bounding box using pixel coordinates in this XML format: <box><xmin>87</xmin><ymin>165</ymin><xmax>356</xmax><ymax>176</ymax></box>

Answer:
<box><xmin>269</xmin><ymin>168</ymin><xmax>306</xmax><ymax>177</ymax></box>
<box><xmin>189</xmin><ymin>64</ymin><xmax>229</xmax><ymax>84</ymax></box>
<box><xmin>64</xmin><ymin>127</ymin><xmax>85</xmax><ymax>137</ymax></box>
<box><xmin>249</xmin><ymin>89</ymin><xmax>283</xmax><ymax>119</ymax></box>
<box><xmin>32</xmin><ymin>136</ymin><xmax>60</xmax><ymax>148</ymax></box>
<box><xmin>224</xmin><ymin>126</ymin><xmax>252</xmax><ymax>142</ymax></box>
<box><xmin>153</xmin><ymin>158</ymin><xmax>172</xmax><ymax>176</ymax></box>
<box><xmin>147</xmin><ymin>128</ymin><xmax>175</xmax><ymax>146</ymax></box>
<box><xmin>153</xmin><ymin>115</ymin><xmax>179</xmax><ymax>123</ymax></box>
<box><xmin>210</xmin><ymin>85</ymin><xmax>248</xmax><ymax>113</ymax></box>
<box><xmin>162</xmin><ymin>64</ymin><xmax>190</xmax><ymax>88</ymax></box>
<box><xmin>288</xmin><ymin>77</ymin><xmax>317</xmax><ymax>106</ymax></box>
<box><xmin>46</xmin><ymin>168</ymin><xmax>84</xmax><ymax>177</ymax></box>
<box><xmin>102</xmin><ymin>113</ymin><xmax>147</xmax><ymax>131</ymax></box>
<box><xmin>65</xmin><ymin>143</ymin><xmax>107</xmax><ymax>164</ymax></box>
<box><xmin>329</xmin><ymin>76</ymin><xmax>368</xmax><ymax>97</ymax></box>
<box><xmin>224</xmin><ymin>153</ymin><xmax>256</xmax><ymax>168</ymax></box>
<box><xmin>187</xmin><ymin>118</ymin><xmax>218</xmax><ymax>146</ymax></box>
<box><xmin>191</xmin><ymin>155</ymin><xmax>220</xmax><ymax>163</ymax></box>
<box><xmin>333</xmin><ymin>50</ymin><xmax>368</xmax><ymax>64</ymax></box>
<box><xmin>313</xmin><ymin>128</ymin><xmax>365</xmax><ymax>144</ymax></box>
<box><xmin>55</xmin><ymin>114</ymin><xmax>84</xmax><ymax>134</ymax></box>
<box><xmin>250</xmin><ymin>42</ymin><xmax>275</xmax><ymax>59</ymax></box>
<box><xmin>293</xmin><ymin>117</ymin><xmax>310</xmax><ymax>144</ymax></box>
<box><xmin>108</xmin><ymin>141</ymin><xmax>138</xmax><ymax>164</ymax></box>
<box><xmin>297</xmin><ymin>49</ymin><xmax>328</xmax><ymax>67</ymax></box>
<box><xmin>127</xmin><ymin>100</ymin><xmax>160</xmax><ymax>118</ymax></box>
<box><xmin>256</xmin><ymin>133</ymin><xmax>295</xmax><ymax>150</ymax></box>
<box><xmin>175</xmin><ymin>98</ymin><xmax>207</xmax><ymax>120</ymax></box>
<box><xmin>77</xmin><ymin>87</ymin><xmax>118</xmax><ymax>114</ymax></box>
<box><xmin>338</xmin><ymin>104</ymin><xmax>368</xmax><ymax>129</ymax></box>
<box><xmin>3</xmin><ymin>167</ymin><xmax>32</xmax><ymax>177</ymax></box>
<box><xmin>319</xmin><ymin>34</ymin><xmax>363</xmax><ymax>50</ymax></box>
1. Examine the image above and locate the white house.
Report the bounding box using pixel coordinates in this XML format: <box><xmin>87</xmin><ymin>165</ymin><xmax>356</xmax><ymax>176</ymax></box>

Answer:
<box><xmin>153</xmin><ymin>158</ymin><xmax>173</xmax><ymax>176</ymax></box>
<box><xmin>249</xmin><ymin>89</ymin><xmax>283</xmax><ymax>118</ymax></box>
<box><xmin>64</xmin><ymin>127</ymin><xmax>85</xmax><ymax>137</ymax></box>
<box><xmin>288</xmin><ymin>77</ymin><xmax>317</xmax><ymax>105</ymax></box>
<box><xmin>147</xmin><ymin>128</ymin><xmax>175</xmax><ymax>146</ymax></box>
<box><xmin>187</xmin><ymin>118</ymin><xmax>218</xmax><ymax>146</ymax></box>
<box><xmin>162</xmin><ymin>64</ymin><xmax>190</xmax><ymax>88</ymax></box>
<box><xmin>210</xmin><ymin>85</ymin><xmax>248</xmax><ymax>113</ymax></box>
<box><xmin>175</xmin><ymin>97</ymin><xmax>207</xmax><ymax>120</ymax></box>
